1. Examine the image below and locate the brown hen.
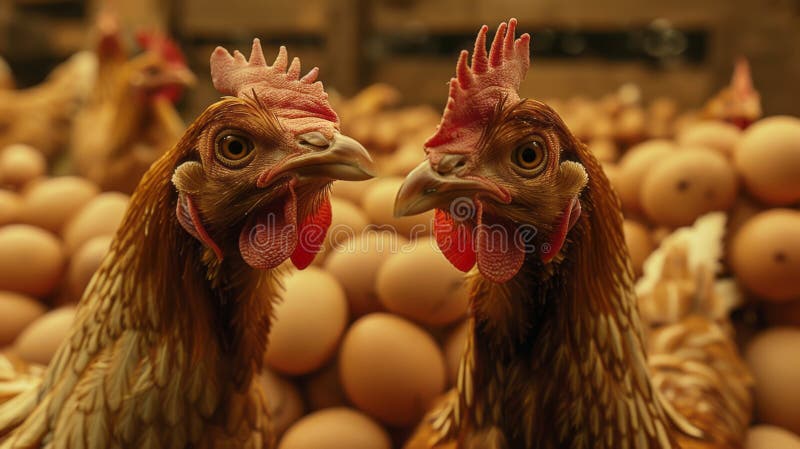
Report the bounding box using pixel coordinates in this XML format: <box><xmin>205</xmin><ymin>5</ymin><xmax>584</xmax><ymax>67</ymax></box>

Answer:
<box><xmin>0</xmin><ymin>39</ymin><xmax>373</xmax><ymax>449</ymax></box>
<box><xmin>396</xmin><ymin>19</ymin><xmax>751</xmax><ymax>449</ymax></box>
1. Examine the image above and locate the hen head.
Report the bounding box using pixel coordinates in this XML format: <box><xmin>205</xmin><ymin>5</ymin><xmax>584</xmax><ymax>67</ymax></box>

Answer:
<box><xmin>126</xmin><ymin>31</ymin><xmax>196</xmax><ymax>103</ymax></box>
<box><xmin>171</xmin><ymin>39</ymin><xmax>374</xmax><ymax>271</ymax></box>
<box><xmin>395</xmin><ymin>19</ymin><xmax>589</xmax><ymax>283</ymax></box>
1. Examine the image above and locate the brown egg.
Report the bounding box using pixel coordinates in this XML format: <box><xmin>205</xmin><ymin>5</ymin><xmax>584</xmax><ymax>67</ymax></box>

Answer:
<box><xmin>745</xmin><ymin>328</ymin><xmax>800</xmax><ymax>435</ymax></box>
<box><xmin>731</xmin><ymin>209</ymin><xmax>800</xmax><ymax>302</ymax></box>
<box><xmin>0</xmin><ymin>291</ymin><xmax>46</xmax><ymax>346</ymax></box>
<box><xmin>614</xmin><ymin>106</ymin><xmax>646</xmax><ymax>143</ymax></box>
<box><xmin>339</xmin><ymin>313</ymin><xmax>446</xmax><ymax>426</ymax></box>
<box><xmin>265</xmin><ymin>267</ymin><xmax>348</xmax><ymax>375</ymax></box>
<box><xmin>362</xmin><ymin>177</ymin><xmax>433</xmax><ymax>239</ymax></box>
<box><xmin>20</xmin><ymin>176</ymin><xmax>99</xmax><ymax>234</ymax></box>
<box><xmin>303</xmin><ymin>362</ymin><xmax>348</xmax><ymax>411</ymax></box>
<box><xmin>0</xmin><ymin>189</ymin><xmax>22</xmax><ymax>225</ymax></box>
<box><xmin>259</xmin><ymin>369</ymin><xmax>305</xmax><ymax>436</ymax></box>
<box><xmin>0</xmin><ymin>225</ymin><xmax>65</xmax><ymax>297</ymax></box>
<box><xmin>376</xmin><ymin>238</ymin><xmax>468</xmax><ymax>326</ymax></box>
<box><xmin>324</xmin><ymin>232</ymin><xmax>406</xmax><ymax>317</ymax></box>
<box><xmin>14</xmin><ymin>306</ymin><xmax>76</xmax><ymax>365</ymax></box>
<box><xmin>623</xmin><ymin>220</ymin><xmax>654</xmax><ymax>276</ymax></box>
<box><xmin>588</xmin><ymin>138</ymin><xmax>619</xmax><ymax>163</ymax></box>
<box><xmin>278</xmin><ymin>407</ymin><xmax>391</xmax><ymax>449</ymax></box>
<box><xmin>746</xmin><ymin>425</ymin><xmax>800</xmax><ymax>449</ymax></box>
<box><xmin>616</xmin><ymin>140</ymin><xmax>676</xmax><ymax>213</ymax></box>
<box><xmin>67</xmin><ymin>235</ymin><xmax>112</xmax><ymax>302</ymax></box>
<box><xmin>640</xmin><ymin>149</ymin><xmax>738</xmax><ymax>227</ymax></box>
<box><xmin>331</xmin><ymin>178</ymin><xmax>380</xmax><ymax>207</ymax></box>
<box><xmin>0</xmin><ymin>144</ymin><xmax>46</xmax><ymax>189</ymax></box>
<box><xmin>386</xmin><ymin>143</ymin><xmax>425</xmax><ymax>176</ymax></box>
<box><xmin>735</xmin><ymin>116</ymin><xmax>800</xmax><ymax>206</ymax></box>
<box><xmin>62</xmin><ymin>192</ymin><xmax>129</xmax><ymax>254</ymax></box>
<box><xmin>677</xmin><ymin>121</ymin><xmax>741</xmax><ymax>159</ymax></box>
<box><xmin>444</xmin><ymin>320</ymin><xmax>468</xmax><ymax>386</ymax></box>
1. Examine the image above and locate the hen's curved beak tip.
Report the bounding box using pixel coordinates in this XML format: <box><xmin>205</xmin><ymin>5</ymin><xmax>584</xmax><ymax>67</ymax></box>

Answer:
<box><xmin>393</xmin><ymin>160</ymin><xmax>438</xmax><ymax>218</ymax></box>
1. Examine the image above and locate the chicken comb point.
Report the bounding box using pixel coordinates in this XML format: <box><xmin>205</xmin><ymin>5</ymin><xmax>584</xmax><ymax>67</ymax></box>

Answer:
<box><xmin>426</xmin><ymin>19</ymin><xmax>531</xmax><ymax>152</ymax></box>
<box><xmin>210</xmin><ymin>38</ymin><xmax>339</xmax><ymax>136</ymax></box>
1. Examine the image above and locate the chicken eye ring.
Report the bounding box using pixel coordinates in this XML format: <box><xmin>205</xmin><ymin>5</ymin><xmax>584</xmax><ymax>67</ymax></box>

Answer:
<box><xmin>511</xmin><ymin>136</ymin><xmax>548</xmax><ymax>176</ymax></box>
<box><xmin>215</xmin><ymin>131</ymin><xmax>256</xmax><ymax>167</ymax></box>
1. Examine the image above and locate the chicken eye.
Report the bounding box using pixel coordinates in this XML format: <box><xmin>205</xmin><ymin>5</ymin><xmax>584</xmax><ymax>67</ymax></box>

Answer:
<box><xmin>216</xmin><ymin>133</ymin><xmax>254</xmax><ymax>165</ymax></box>
<box><xmin>512</xmin><ymin>138</ymin><xmax>547</xmax><ymax>173</ymax></box>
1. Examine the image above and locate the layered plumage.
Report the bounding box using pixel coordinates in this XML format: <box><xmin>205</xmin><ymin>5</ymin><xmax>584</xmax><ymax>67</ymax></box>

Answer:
<box><xmin>397</xmin><ymin>19</ymin><xmax>751</xmax><ymax>449</ymax></box>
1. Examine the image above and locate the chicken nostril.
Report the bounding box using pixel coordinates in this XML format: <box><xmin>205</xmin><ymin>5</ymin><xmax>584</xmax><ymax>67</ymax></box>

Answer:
<box><xmin>436</xmin><ymin>154</ymin><xmax>468</xmax><ymax>175</ymax></box>
<box><xmin>297</xmin><ymin>131</ymin><xmax>330</xmax><ymax>149</ymax></box>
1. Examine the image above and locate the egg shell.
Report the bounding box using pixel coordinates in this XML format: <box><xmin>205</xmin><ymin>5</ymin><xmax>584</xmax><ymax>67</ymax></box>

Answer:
<box><xmin>62</xmin><ymin>192</ymin><xmax>129</xmax><ymax>254</ymax></box>
<box><xmin>362</xmin><ymin>177</ymin><xmax>433</xmax><ymax>239</ymax></box>
<box><xmin>67</xmin><ymin>235</ymin><xmax>112</xmax><ymax>302</ymax></box>
<box><xmin>0</xmin><ymin>291</ymin><xmax>46</xmax><ymax>346</ymax></box>
<box><xmin>376</xmin><ymin>238</ymin><xmax>468</xmax><ymax>326</ymax></box>
<box><xmin>588</xmin><ymin>138</ymin><xmax>619</xmax><ymax>163</ymax></box>
<box><xmin>0</xmin><ymin>189</ymin><xmax>22</xmax><ymax>225</ymax></box>
<box><xmin>278</xmin><ymin>407</ymin><xmax>391</xmax><ymax>449</ymax></box>
<box><xmin>444</xmin><ymin>320</ymin><xmax>468</xmax><ymax>386</ymax></box>
<box><xmin>303</xmin><ymin>362</ymin><xmax>348</xmax><ymax>411</ymax></box>
<box><xmin>616</xmin><ymin>140</ymin><xmax>676</xmax><ymax>213</ymax></box>
<box><xmin>20</xmin><ymin>176</ymin><xmax>100</xmax><ymax>234</ymax></box>
<box><xmin>746</xmin><ymin>425</ymin><xmax>800</xmax><ymax>449</ymax></box>
<box><xmin>339</xmin><ymin>313</ymin><xmax>446</xmax><ymax>427</ymax></box>
<box><xmin>677</xmin><ymin>121</ymin><xmax>741</xmax><ymax>158</ymax></box>
<box><xmin>730</xmin><ymin>209</ymin><xmax>800</xmax><ymax>302</ymax></box>
<box><xmin>0</xmin><ymin>144</ymin><xmax>46</xmax><ymax>189</ymax></box>
<box><xmin>614</xmin><ymin>106</ymin><xmax>646</xmax><ymax>143</ymax></box>
<box><xmin>623</xmin><ymin>220</ymin><xmax>654</xmax><ymax>276</ymax></box>
<box><xmin>640</xmin><ymin>148</ymin><xmax>738</xmax><ymax>228</ymax></box>
<box><xmin>313</xmin><ymin>198</ymin><xmax>370</xmax><ymax>266</ymax></box>
<box><xmin>259</xmin><ymin>369</ymin><xmax>305</xmax><ymax>436</ymax></box>
<box><xmin>745</xmin><ymin>328</ymin><xmax>800</xmax><ymax>435</ymax></box>
<box><xmin>331</xmin><ymin>178</ymin><xmax>380</xmax><ymax>206</ymax></box>
<box><xmin>386</xmin><ymin>143</ymin><xmax>425</xmax><ymax>176</ymax></box>
<box><xmin>0</xmin><ymin>224</ymin><xmax>65</xmax><ymax>297</ymax></box>
<box><xmin>14</xmin><ymin>306</ymin><xmax>76</xmax><ymax>365</ymax></box>
<box><xmin>324</xmin><ymin>232</ymin><xmax>406</xmax><ymax>317</ymax></box>
<box><xmin>265</xmin><ymin>267</ymin><xmax>348</xmax><ymax>375</ymax></box>
<box><xmin>735</xmin><ymin>116</ymin><xmax>800</xmax><ymax>206</ymax></box>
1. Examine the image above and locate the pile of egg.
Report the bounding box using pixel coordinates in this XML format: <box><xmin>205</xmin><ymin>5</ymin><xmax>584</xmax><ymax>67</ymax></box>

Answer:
<box><xmin>1</xmin><ymin>81</ymin><xmax>799</xmax><ymax>448</ymax></box>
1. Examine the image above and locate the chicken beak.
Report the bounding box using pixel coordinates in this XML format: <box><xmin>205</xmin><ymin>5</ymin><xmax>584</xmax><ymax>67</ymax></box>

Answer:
<box><xmin>264</xmin><ymin>133</ymin><xmax>376</xmax><ymax>186</ymax></box>
<box><xmin>169</xmin><ymin>66</ymin><xmax>197</xmax><ymax>87</ymax></box>
<box><xmin>394</xmin><ymin>159</ymin><xmax>505</xmax><ymax>217</ymax></box>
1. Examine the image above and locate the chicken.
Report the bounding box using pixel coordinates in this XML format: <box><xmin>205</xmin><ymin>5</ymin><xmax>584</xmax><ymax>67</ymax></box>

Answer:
<box><xmin>70</xmin><ymin>18</ymin><xmax>195</xmax><ymax>193</ymax></box>
<box><xmin>0</xmin><ymin>39</ymin><xmax>374</xmax><ymax>448</ymax></box>
<box><xmin>0</xmin><ymin>52</ymin><xmax>96</xmax><ymax>158</ymax></box>
<box><xmin>395</xmin><ymin>19</ymin><xmax>751</xmax><ymax>449</ymax></box>
<box><xmin>703</xmin><ymin>58</ymin><xmax>761</xmax><ymax>129</ymax></box>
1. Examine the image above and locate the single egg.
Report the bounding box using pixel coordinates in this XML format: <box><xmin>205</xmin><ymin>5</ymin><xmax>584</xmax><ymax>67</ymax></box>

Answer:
<box><xmin>62</xmin><ymin>192</ymin><xmax>129</xmax><ymax>254</ymax></box>
<box><xmin>677</xmin><ymin>121</ymin><xmax>741</xmax><ymax>159</ymax></box>
<box><xmin>745</xmin><ymin>328</ymin><xmax>800</xmax><ymax>435</ymax></box>
<box><xmin>278</xmin><ymin>407</ymin><xmax>391</xmax><ymax>449</ymax></box>
<box><xmin>0</xmin><ymin>224</ymin><xmax>65</xmax><ymax>297</ymax></box>
<box><xmin>0</xmin><ymin>144</ymin><xmax>46</xmax><ymax>189</ymax></box>
<box><xmin>623</xmin><ymin>220</ymin><xmax>654</xmax><ymax>276</ymax></box>
<box><xmin>0</xmin><ymin>189</ymin><xmax>22</xmax><ymax>225</ymax></box>
<box><xmin>67</xmin><ymin>235</ymin><xmax>112</xmax><ymax>302</ymax></box>
<box><xmin>14</xmin><ymin>306</ymin><xmax>76</xmax><ymax>365</ymax></box>
<box><xmin>746</xmin><ymin>425</ymin><xmax>800</xmax><ymax>449</ymax></box>
<box><xmin>331</xmin><ymin>178</ymin><xmax>380</xmax><ymax>207</ymax></box>
<box><xmin>0</xmin><ymin>291</ymin><xmax>46</xmax><ymax>346</ymax></box>
<box><xmin>362</xmin><ymin>177</ymin><xmax>433</xmax><ymax>239</ymax></box>
<box><xmin>616</xmin><ymin>140</ymin><xmax>676</xmax><ymax>213</ymax></box>
<box><xmin>324</xmin><ymin>232</ymin><xmax>406</xmax><ymax>317</ymax></box>
<box><xmin>735</xmin><ymin>116</ymin><xmax>800</xmax><ymax>206</ymax></box>
<box><xmin>376</xmin><ymin>238</ymin><xmax>469</xmax><ymax>326</ymax></box>
<box><xmin>588</xmin><ymin>138</ymin><xmax>619</xmax><ymax>163</ymax></box>
<box><xmin>339</xmin><ymin>313</ymin><xmax>446</xmax><ymax>427</ymax></box>
<box><xmin>259</xmin><ymin>369</ymin><xmax>305</xmax><ymax>436</ymax></box>
<box><xmin>444</xmin><ymin>320</ymin><xmax>468</xmax><ymax>386</ymax></box>
<box><xmin>20</xmin><ymin>176</ymin><xmax>99</xmax><ymax>234</ymax></box>
<box><xmin>265</xmin><ymin>267</ymin><xmax>348</xmax><ymax>375</ymax></box>
<box><xmin>303</xmin><ymin>362</ymin><xmax>348</xmax><ymax>411</ymax></box>
<box><xmin>730</xmin><ymin>209</ymin><xmax>800</xmax><ymax>302</ymax></box>
<box><xmin>641</xmin><ymin>149</ymin><xmax>738</xmax><ymax>227</ymax></box>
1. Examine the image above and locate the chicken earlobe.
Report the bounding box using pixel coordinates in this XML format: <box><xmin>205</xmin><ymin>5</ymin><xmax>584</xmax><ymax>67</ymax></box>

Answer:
<box><xmin>173</xmin><ymin>161</ymin><xmax>224</xmax><ymax>260</ymax></box>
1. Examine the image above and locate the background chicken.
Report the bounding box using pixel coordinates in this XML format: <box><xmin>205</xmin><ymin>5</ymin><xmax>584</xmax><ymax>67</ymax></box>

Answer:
<box><xmin>396</xmin><ymin>19</ymin><xmax>752</xmax><ymax>449</ymax></box>
<box><xmin>702</xmin><ymin>58</ymin><xmax>762</xmax><ymax>129</ymax></box>
<box><xmin>0</xmin><ymin>52</ymin><xmax>96</xmax><ymax>159</ymax></box>
<box><xmin>0</xmin><ymin>39</ymin><xmax>373</xmax><ymax>448</ymax></box>
<box><xmin>69</xmin><ymin>16</ymin><xmax>195</xmax><ymax>193</ymax></box>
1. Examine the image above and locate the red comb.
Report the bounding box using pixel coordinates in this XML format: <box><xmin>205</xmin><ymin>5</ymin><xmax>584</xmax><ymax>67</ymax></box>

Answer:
<box><xmin>731</xmin><ymin>57</ymin><xmax>756</xmax><ymax>99</ymax></box>
<box><xmin>210</xmin><ymin>39</ymin><xmax>339</xmax><ymax>138</ymax></box>
<box><xmin>137</xmin><ymin>31</ymin><xmax>187</xmax><ymax>67</ymax></box>
<box><xmin>426</xmin><ymin>19</ymin><xmax>530</xmax><ymax>156</ymax></box>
